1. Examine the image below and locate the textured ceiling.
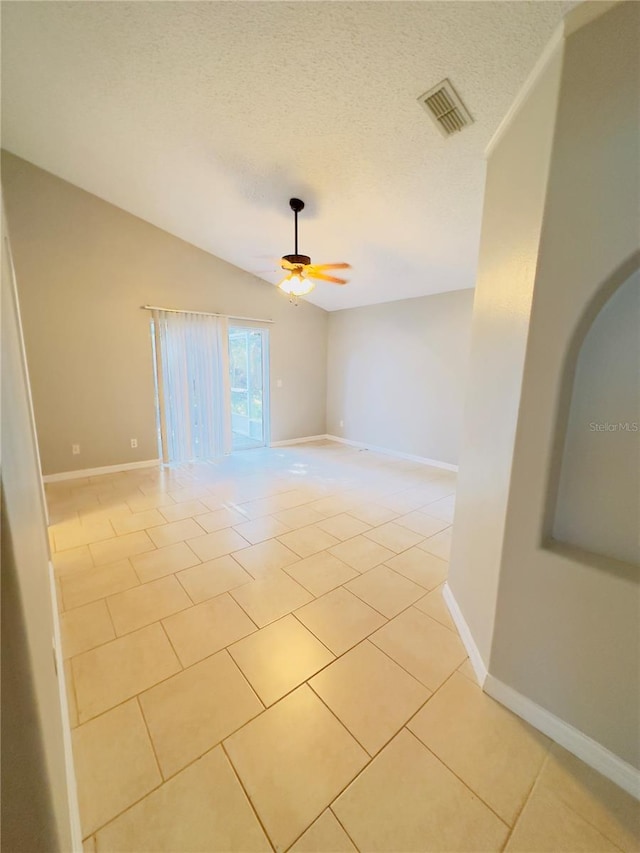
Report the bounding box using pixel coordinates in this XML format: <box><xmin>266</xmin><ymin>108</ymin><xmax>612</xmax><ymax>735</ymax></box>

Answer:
<box><xmin>1</xmin><ymin>1</ymin><xmax>576</xmax><ymax>310</ymax></box>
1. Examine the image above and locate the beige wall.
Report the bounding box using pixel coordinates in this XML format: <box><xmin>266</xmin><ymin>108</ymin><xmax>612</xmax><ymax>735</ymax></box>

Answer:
<box><xmin>450</xmin><ymin>1</ymin><xmax>640</xmax><ymax>771</ymax></box>
<box><xmin>1</xmin><ymin>152</ymin><xmax>328</xmax><ymax>475</ymax></box>
<box><xmin>326</xmin><ymin>289</ymin><xmax>474</xmax><ymax>466</ymax></box>
<box><xmin>1</xmin><ymin>202</ymin><xmax>78</xmax><ymax>850</ymax></box>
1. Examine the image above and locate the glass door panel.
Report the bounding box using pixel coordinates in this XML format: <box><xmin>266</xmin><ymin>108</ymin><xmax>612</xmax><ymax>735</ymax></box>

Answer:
<box><xmin>229</xmin><ymin>326</ymin><xmax>268</xmax><ymax>450</ymax></box>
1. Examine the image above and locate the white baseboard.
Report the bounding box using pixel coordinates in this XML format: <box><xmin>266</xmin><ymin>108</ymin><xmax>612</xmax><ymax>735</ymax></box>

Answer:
<box><xmin>443</xmin><ymin>582</ymin><xmax>640</xmax><ymax>799</ymax></box>
<box><xmin>484</xmin><ymin>675</ymin><xmax>640</xmax><ymax>800</ymax></box>
<box><xmin>270</xmin><ymin>435</ymin><xmax>330</xmax><ymax>447</ymax></box>
<box><xmin>49</xmin><ymin>563</ymin><xmax>83</xmax><ymax>851</ymax></box>
<box><xmin>442</xmin><ymin>582</ymin><xmax>488</xmax><ymax>685</ymax></box>
<box><xmin>325</xmin><ymin>435</ymin><xmax>458</xmax><ymax>472</ymax></box>
<box><xmin>43</xmin><ymin>458</ymin><xmax>161</xmax><ymax>483</ymax></box>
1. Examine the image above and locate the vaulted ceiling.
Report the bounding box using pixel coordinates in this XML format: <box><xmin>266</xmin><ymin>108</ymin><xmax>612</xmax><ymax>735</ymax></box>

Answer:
<box><xmin>1</xmin><ymin>1</ymin><xmax>576</xmax><ymax>310</ymax></box>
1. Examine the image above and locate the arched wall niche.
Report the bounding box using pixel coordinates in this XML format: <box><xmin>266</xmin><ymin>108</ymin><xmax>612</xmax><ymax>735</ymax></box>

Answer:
<box><xmin>545</xmin><ymin>250</ymin><xmax>640</xmax><ymax>568</ymax></box>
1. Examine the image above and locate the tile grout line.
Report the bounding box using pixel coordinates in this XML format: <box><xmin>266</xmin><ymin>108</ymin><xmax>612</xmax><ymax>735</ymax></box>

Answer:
<box><xmin>499</xmin><ymin>749</ymin><xmax>627</xmax><ymax>853</ymax></box>
<box><xmin>172</xmin><ymin>570</ymin><xmax>197</xmax><ymax>606</ymax></box>
<box><xmin>306</xmin><ymin>648</ymin><xmax>454</xmax><ymax>769</ymax></box>
<box><xmin>367</xmin><ymin>605</ymin><xmax>463</xmax><ymax>687</ymax></box>
<box><xmin>225</xmin><ymin>589</ymin><xmax>264</xmax><ymax>633</ymax></box>
<box><xmin>305</xmin><ymin>681</ymin><xmax>374</xmax><ymax>758</ymax></box>
<box><xmin>550</xmin><ymin>795</ymin><xmax>627</xmax><ymax>852</ymax></box>
<box><xmin>403</xmin><ymin>666</ymin><xmax>461</xmax><ymax>727</ymax></box>
<box><xmin>135</xmin><ymin>694</ymin><xmax>165</xmax><ymax>781</ymax></box>
<box><xmin>380</xmin><ymin>555</ymin><xmax>447</xmax><ymax>588</ymax></box>
<box><xmin>109</xmin><ymin>589</ymin><xmax>195</xmax><ymax>638</ymax></box>
<box><xmin>411</xmin><ymin>587</ymin><xmax>459</xmax><ymax>634</ymax></box>
<box><xmin>135</xmin><ymin>664</ymin><xmax>266</xmax><ymax>784</ymax></box>
<box><xmin>103</xmin><ymin>593</ymin><xmax>119</xmax><ymax>641</ymax></box>
<box><xmin>66</xmin><ymin>657</ymin><xmax>81</xmax><ymax>730</ymax></box>
<box><xmin>356</xmin><ymin>636</ymin><xmax>438</xmax><ymax>695</ymax></box>
<box><xmin>84</xmin><ymin>770</ymin><xmax>167</xmax><ymax>840</ymax></box>
<box><xmin>157</xmin><ymin>620</ymin><xmax>185</xmax><ymax>670</ymax></box>
<box><xmin>62</xmin><ymin>556</ymin><xmax>141</xmax><ymax>611</ymax></box>
<box><xmin>409</xmin><ymin>732</ymin><xmax>512</xmax><ymax>832</ymax></box>
<box><xmin>289</xmin><ymin>608</ymin><xmax>386</xmax><ymax>660</ymax></box>
<box><xmin>290</xmin><ymin>611</ymin><xmax>340</xmax><ymax>658</ymax></box>
<box><xmin>498</xmin><ymin>750</ymin><xmax>550</xmax><ymax>852</ymax></box>
<box><xmin>328</xmin><ymin>805</ymin><xmax>362</xmax><ymax>852</ymax></box>
<box><xmin>220</xmin><ymin>742</ymin><xmax>277</xmax><ymax>852</ymax></box>
<box><xmin>222</xmin><ymin>649</ymin><xmax>267</xmax><ymax>713</ymax></box>
<box><xmin>270</xmin><ymin>683</ymin><xmax>401</xmax><ymax>847</ymax></box>
<box><xmin>340</xmin><ymin>576</ymin><xmax>426</xmax><ymax>621</ymax></box>
<box><xmin>73</xmin><ymin>661</ymin><xmax>182</xmax><ymax>729</ymax></box>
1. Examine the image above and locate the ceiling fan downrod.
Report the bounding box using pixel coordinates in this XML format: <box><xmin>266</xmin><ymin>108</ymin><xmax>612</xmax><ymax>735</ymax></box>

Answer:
<box><xmin>283</xmin><ymin>198</ymin><xmax>311</xmax><ymax>266</ymax></box>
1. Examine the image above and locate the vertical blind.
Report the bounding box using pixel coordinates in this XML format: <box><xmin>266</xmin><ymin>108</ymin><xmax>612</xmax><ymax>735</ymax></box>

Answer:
<box><xmin>152</xmin><ymin>309</ymin><xmax>231</xmax><ymax>463</ymax></box>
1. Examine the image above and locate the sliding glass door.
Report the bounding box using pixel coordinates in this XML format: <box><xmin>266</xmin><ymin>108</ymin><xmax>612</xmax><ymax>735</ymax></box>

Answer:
<box><xmin>151</xmin><ymin>311</ymin><xmax>270</xmax><ymax>463</ymax></box>
<box><xmin>228</xmin><ymin>326</ymin><xmax>269</xmax><ymax>450</ymax></box>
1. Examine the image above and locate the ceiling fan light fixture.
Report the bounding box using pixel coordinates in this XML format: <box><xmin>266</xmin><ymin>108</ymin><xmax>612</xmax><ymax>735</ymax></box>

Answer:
<box><xmin>274</xmin><ymin>198</ymin><xmax>350</xmax><ymax>299</ymax></box>
<box><xmin>278</xmin><ymin>272</ymin><xmax>316</xmax><ymax>296</ymax></box>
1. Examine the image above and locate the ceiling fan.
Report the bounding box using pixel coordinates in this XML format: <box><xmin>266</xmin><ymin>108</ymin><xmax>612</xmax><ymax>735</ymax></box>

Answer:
<box><xmin>277</xmin><ymin>198</ymin><xmax>350</xmax><ymax>299</ymax></box>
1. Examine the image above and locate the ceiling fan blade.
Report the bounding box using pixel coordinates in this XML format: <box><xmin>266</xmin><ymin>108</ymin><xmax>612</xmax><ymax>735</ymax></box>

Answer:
<box><xmin>279</xmin><ymin>258</ymin><xmax>297</xmax><ymax>271</ymax></box>
<box><xmin>305</xmin><ymin>271</ymin><xmax>348</xmax><ymax>285</ymax></box>
<box><xmin>307</xmin><ymin>262</ymin><xmax>351</xmax><ymax>272</ymax></box>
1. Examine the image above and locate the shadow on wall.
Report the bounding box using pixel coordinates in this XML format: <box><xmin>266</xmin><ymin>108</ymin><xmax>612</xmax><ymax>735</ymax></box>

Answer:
<box><xmin>545</xmin><ymin>250</ymin><xmax>640</xmax><ymax>570</ymax></box>
<box><xmin>1</xmin><ymin>496</ymin><xmax>58</xmax><ymax>851</ymax></box>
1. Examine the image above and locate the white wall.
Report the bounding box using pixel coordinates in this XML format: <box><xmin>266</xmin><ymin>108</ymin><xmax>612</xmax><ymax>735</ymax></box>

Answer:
<box><xmin>1</xmin><ymin>152</ymin><xmax>328</xmax><ymax>475</ymax></box>
<box><xmin>1</xmin><ymin>201</ymin><xmax>78</xmax><ymax>850</ymax></box>
<box><xmin>447</xmin><ymin>46</ymin><xmax>564</xmax><ymax>665</ymax></box>
<box><xmin>326</xmin><ymin>289</ymin><xmax>474</xmax><ymax>466</ymax></box>
<box><xmin>491</xmin><ymin>1</ymin><xmax>640</xmax><ymax>769</ymax></box>
<box><xmin>552</xmin><ymin>269</ymin><xmax>640</xmax><ymax>565</ymax></box>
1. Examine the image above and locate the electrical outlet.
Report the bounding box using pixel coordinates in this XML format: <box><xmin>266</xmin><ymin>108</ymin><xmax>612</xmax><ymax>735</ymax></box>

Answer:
<box><xmin>339</xmin><ymin>420</ymin><xmax>344</xmax><ymax>428</ymax></box>
<box><xmin>72</xmin><ymin>444</ymin><xmax>80</xmax><ymax>455</ymax></box>
<box><xmin>130</xmin><ymin>438</ymin><xmax>138</xmax><ymax>448</ymax></box>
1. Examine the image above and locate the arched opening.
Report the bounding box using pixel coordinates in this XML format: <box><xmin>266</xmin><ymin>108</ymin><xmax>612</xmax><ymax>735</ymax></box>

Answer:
<box><xmin>547</xmin><ymin>256</ymin><xmax>640</xmax><ymax>566</ymax></box>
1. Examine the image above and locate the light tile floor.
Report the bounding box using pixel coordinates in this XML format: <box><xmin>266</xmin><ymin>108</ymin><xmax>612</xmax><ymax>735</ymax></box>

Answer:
<box><xmin>48</xmin><ymin>441</ymin><xmax>638</xmax><ymax>852</ymax></box>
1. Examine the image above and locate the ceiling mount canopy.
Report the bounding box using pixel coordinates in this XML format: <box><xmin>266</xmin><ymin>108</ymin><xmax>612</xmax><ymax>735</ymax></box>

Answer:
<box><xmin>277</xmin><ymin>198</ymin><xmax>350</xmax><ymax>301</ymax></box>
